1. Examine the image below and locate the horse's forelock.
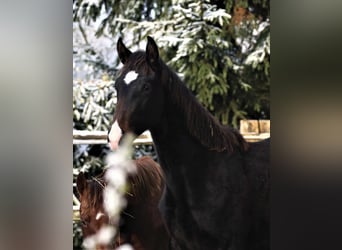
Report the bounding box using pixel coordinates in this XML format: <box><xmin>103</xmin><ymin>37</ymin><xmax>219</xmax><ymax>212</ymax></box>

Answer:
<box><xmin>119</xmin><ymin>51</ymin><xmax>154</xmax><ymax>77</ymax></box>
<box><xmin>85</xmin><ymin>178</ymin><xmax>105</xmax><ymax>208</ymax></box>
<box><xmin>82</xmin><ymin>159</ymin><xmax>163</xmax><ymax>209</ymax></box>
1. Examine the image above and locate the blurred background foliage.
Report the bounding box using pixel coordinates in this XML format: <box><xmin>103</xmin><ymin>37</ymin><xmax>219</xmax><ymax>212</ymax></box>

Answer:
<box><xmin>73</xmin><ymin>0</ymin><xmax>269</xmax><ymax>248</ymax></box>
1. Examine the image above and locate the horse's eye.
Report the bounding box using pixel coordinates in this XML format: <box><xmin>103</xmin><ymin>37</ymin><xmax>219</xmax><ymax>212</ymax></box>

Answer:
<box><xmin>81</xmin><ymin>220</ymin><xmax>88</xmax><ymax>227</ymax></box>
<box><xmin>142</xmin><ymin>83</ymin><xmax>150</xmax><ymax>92</ymax></box>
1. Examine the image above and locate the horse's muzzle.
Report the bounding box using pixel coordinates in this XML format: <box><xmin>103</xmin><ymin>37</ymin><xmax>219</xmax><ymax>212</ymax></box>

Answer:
<box><xmin>108</xmin><ymin>120</ymin><xmax>123</xmax><ymax>150</ymax></box>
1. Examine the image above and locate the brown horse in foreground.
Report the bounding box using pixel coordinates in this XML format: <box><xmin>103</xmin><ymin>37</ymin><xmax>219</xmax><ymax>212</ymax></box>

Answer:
<box><xmin>76</xmin><ymin>156</ymin><xmax>169</xmax><ymax>250</ymax></box>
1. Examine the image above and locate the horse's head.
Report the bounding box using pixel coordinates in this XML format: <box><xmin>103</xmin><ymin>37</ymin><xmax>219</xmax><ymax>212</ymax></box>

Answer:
<box><xmin>108</xmin><ymin>37</ymin><xmax>165</xmax><ymax>150</ymax></box>
<box><xmin>76</xmin><ymin>157</ymin><xmax>169</xmax><ymax>250</ymax></box>
<box><xmin>76</xmin><ymin>173</ymin><xmax>112</xmax><ymax>249</ymax></box>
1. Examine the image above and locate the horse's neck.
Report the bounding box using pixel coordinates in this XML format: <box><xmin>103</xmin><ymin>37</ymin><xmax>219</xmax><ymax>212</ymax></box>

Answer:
<box><xmin>153</xmin><ymin>99</ymin><xmax>187</xmax><ymax>138</ymax></box>
<box><xmin>150</xmin><ymin>104</ymin><xmax>206</xmax><ymax>172</ymax></box>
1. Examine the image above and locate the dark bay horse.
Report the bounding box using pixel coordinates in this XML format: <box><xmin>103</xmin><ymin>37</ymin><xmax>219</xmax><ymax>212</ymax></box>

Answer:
<box><xmin>108</xmin><ymin>36</ymin><xmax>270</xmax><ymax>250</ymax></box>
<box><xmin>76</xmin><ymin>156</ymin><xmax>169</xmax><ymax>250</ymax></box>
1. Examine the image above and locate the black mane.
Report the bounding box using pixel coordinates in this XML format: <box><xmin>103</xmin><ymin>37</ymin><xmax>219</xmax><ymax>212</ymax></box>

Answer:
<box><xmin>162</xmin><ymin>66</ymin><xmax>248</xmax><ymax>153</ymax></box>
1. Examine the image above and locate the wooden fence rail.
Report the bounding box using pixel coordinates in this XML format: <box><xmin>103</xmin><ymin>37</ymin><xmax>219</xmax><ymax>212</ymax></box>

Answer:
<box><xmin>73</xmin><ymin>130</ymin><xmax>154</xmax><ymax>145</ymax></box>
<box><xmin>73</xmin><ymin>120</ymin><xmax>270</xmax><ymax>221</ymax></box>
<box><xmin>73</xmin><ymin>120</ymin><xmax>270</xmax><ymax>145</ymax></box>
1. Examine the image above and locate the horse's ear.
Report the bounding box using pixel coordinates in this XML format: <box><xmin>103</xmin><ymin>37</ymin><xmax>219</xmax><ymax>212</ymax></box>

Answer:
<box><xmin>76</xmin><ymin>172</ymin><xmax>87</xmax><ymax>195</ymax></box>
<box><xmin>117</xmin><ymin>37</ymin><xmax>132</xmax><ymax>64</ymax></box>
<box><xmin>146</xmin><ymin>36</ymin><xmax>160</xmax><ymax>71</ymax></box>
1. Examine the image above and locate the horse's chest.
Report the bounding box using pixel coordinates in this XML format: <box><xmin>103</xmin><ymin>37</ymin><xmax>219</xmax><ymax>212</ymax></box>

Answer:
<box><xmin>162</xmin><ymin>156</ymin><xmax>250</xmax><ymax>246</ymax></box>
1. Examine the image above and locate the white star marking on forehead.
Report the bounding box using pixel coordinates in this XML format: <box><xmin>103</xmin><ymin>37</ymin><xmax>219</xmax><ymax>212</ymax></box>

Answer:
<box><xmin>123</xmin><ymin>71</ymin><xmax>138</xmax><ymax>85</ymax></box>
